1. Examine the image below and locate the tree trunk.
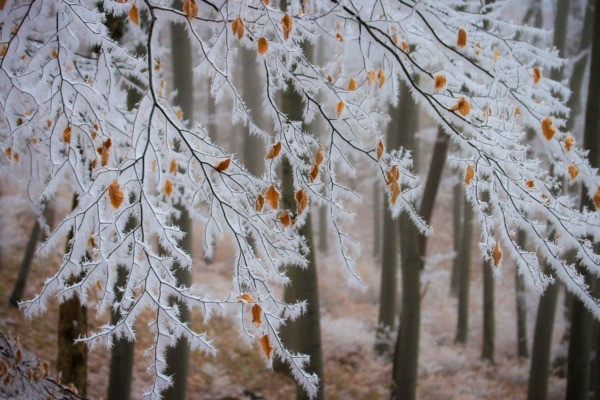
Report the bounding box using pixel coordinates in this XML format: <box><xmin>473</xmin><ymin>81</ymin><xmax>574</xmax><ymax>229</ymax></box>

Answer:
<box><xmin>319</xmin><ymin>205</ymin><xmax>328</xmax><ymax>253</ymax></box>
<box><xmin>373</xmin><ymin>183</ymin><xmax>381</xmax><ymax>258</ymax></box>
<box><xmin>240</xmin><ymin>46</ymin><xmax>264</xmax><ymax>176</ymax></box>
<box><xmin>392</xmin><ymin>127</ymin><xmax>449</xmax><ymax>400</ymax></box>
<box><xmin>277</xmin><ymin>38</ymin><xmax>325</xmax><ymax>399</ymax></box>
<box><xmin>482</xmin><ymin>257</ymin><xmax>495</xmax><ymax>362</ymax></box>
<box><xmin>450</xmin><ymin>178</ymin><xmax>462</xmax><ymax>296</ymax></box>
<box><xmin>57</xmin><ymin>195</ymin><xmax>87</xmax><ymax>396</ymax></box>
<box><xmin>455</xmin><ymin>198</ymin><xmax>473</xmax><ymax>345</ymax></box>
<box><xmin>515</xmin><ymin>230</ymin><xmax>529</xmax><ymax>359</ymax></box>
<box><xmin>527</xmin><ymin>278</ymin><xmax>560</xmax><ymax>400</ymax></box>
<box><xmin>162</xmin><ymin>9</ymin><xmax>194</xmax><ymax>399</ymax></box>
<box><xmin>565</xmin><ymin>1</ymin><xmax>600</xmax><ymax>397</ymax></box>
<box><xmin>375</xmin><ymin>103</ymin><xmax>400</xmax><ymax>356</ymax></box>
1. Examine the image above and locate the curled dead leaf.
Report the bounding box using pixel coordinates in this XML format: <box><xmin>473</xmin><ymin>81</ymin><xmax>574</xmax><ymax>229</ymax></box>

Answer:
<box><xmin>533</xmin><ymin>66</ymin><xmax>541</xmax><ymax>84</ymax></box>
<box><xmin>564</xmin><ymin>136</ymin><xmax>574</xmax><ymax>152</ymax></box>
<box><xmin>541</xmin><ymin>117</ymin><xmax>556</xmax><ymax>141</ymax></box>
<box><xmin>568</xmin><ymin>164</ymin><xmax>579</xmax><ymax>180</ymax></box>
<box><xmin>390</xmin><ymin>181</ymin><xmax>401</xmax><ymax>204</ymax></box>
<box><xmin>315</xmin><ymin>144</ymin><xmax>324</xmax><ymax>166</ymax></box>
<box><xmin>336</xmin><ymin>101</ymin><xmax>345</xmax><ymax>118</ymax></box>
<box><xmin>493</xmin><ymin>49</ymin><xmax>500</xmax><ymax>62</ymax></box>
<box><xmin>282</xmin><ymin>13</ymin><xmax>292</xmax><ymax>41</ymax></box>
<box><xmin>255</xmin><ymin>194</ymin><xmax>265</xmax><ymax>212</ymax></box>
<box><xmin>251</xmin><ymin>304</ymin><xmax>262</xmax><ymax>326</ymax></box>
<box><xmin>265</xmin><ymin>141</ymin><xmax>282</xmax><ymax>160</ymax></box>
<box><xmin>309</xmin><ymin>163</ymin><xmax>319</xmax><ymax>182</ymax></box>
<box><xmin>594</xmin><ymin>187</ymin><xmax>600</xmax><ymax>210</ymax></box>
<box><xmin>238</xmin><ymin>293</ymin><xmax>254</xmax><ymax>303</ymax></box>
<box><xmin>464</xmin><ymin>165</ymin><xmax>475</xmax><ymax>185</ymax></box>
<box><xmin>376</xmin><ymin>139</ymin><xmax>384</xmax><ymax>161</ymax></box>
<box><xmin>260</xmin><ymin>334</ymin><xmax>273</xmax><ymax>359</ymax></box>
<box><xmin>183</xmin><ymin>0</ymin><xmax>198</xmax><ymax>19</ymax></box>
<box><xmin>108</xmin><ymin>181</ymin><xmax>124</xmax><ymax>208</ymax></box>
<box><xmin>62</xmin><ymin>125</ymin><xmax>72</xmax><ymax>144</ymax></box>
<box><xmin>434</xmin><ymin>74</ymin><xmax>446</xmax><ymax>91</ymax></box>
<box><xmin>525</xmin><ymin>180</ymin><xmax>535</xmax><ymax>188</ymax></box>
<box><xmin>457</xmin><ymin>28</ymin><xmax>467</xmax><ymax>47</ymax></box>
<box><xmin>295</xmin><ymin>189</ymin><xmax>308</xmax><ymax>215</ymax></box>
<box><xmin>450</xmin><ymin>97</ymin><xmax>471</xmax><ymax>116</ymax></box>
<box><xmin>336</xmin><ymin>32</ymin><xmax>344</xmax><ymax>42</ymax></box>
<box><xmin>232</xmin><ymin>16</ymin><xmax>245</xmax><ymax>40</ymax></box>
<box><xmin>215</xmin><ymin>158</ymin><xmax>231</xmax><ymax>172</ymax></box>
<box><xmin>129</xmin><ymin>4</ymin><xmax>139</xmax><ymax>26</ymax></box>
<box><xmin>170</xmin><ymin>159</ymin><xmax>178</xmax><ymax>174</ymax></box>
<box><xmin>265</xmin><ymin>185</ymin><xmax>280</xmax><ymax>209</ymax></box>
<box><xmin>386</xmin><ymin>165</ymin><xmax>399</xmax><ymax>185</ymax></box>
<box><xmin>377</xmin><ymin>68</ymin><xmax>386</xmax><ymax>88</ymax></box>
<box><xmin>257</xmin><ymin>37</ymin><xmax>269</xmax><ymax>55</ymax></box>
<box><xmin>492</xmin><ymin>242</ymin><xmax>502</xmax><ymax>266</ymax></box>
<box><xmin>348</xmin><ymin>78</ymin><xmax>357</xmax><ymax>91</ymax></box>
<box><xmin>367</xmin><ymin>70</ymin><xmax>376</xmax><ymax>85</ymax></box>
<box><xmin>279</xmin><ymin>210</ymin><xmax>293</xmax><ymax>226</ymax></box>
<box><xmin>401</xmin><ymin>40</ymin><xmax>409</xmax><ymax>52</ymax></box>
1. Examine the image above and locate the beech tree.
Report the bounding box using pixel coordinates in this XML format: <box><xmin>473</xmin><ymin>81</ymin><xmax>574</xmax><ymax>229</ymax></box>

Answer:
<box><xmin>2</xmin><ymin>1</ymin><xmax>600</xmax><ymax>399</ymax></box>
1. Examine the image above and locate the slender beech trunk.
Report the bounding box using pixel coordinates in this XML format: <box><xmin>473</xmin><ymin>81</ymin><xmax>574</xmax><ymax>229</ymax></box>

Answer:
<box><xmin>566</xmin><ymin>1</ymin><xmax>600</xmax><ymax>397</ymax></box>
<box><xmin>515</xmin><ymin>230</ymin><xmax>529</xmax><ymax>358</ymax></box>
<box><xmin>240</xmin><ymin>46</ymin><xmax>264</xmax><ymax>176</ymax></box>
<box><xmin>455</xmin><ymin>198</ymin><xmax>473</xmax><ymax>345</ymax></box>
<box><xmin>373</xmin><ymin>183</ymin><xmax>381</xmax><ymax>258</ymax></box>
<box><xmin>527</xmin><ymin>2</ymin><xmax>569</xmax><ymax>397</ymax></box>
<box><xmin>392</xmin><ymin>127</ymin><xmax>449</xmax><ymax>400</ymax></box>
<box><xmin>278</xmin><ymin>36</ymin><xmax>324</xmax><ymax>400</ymax></box>
<box><xmin>57</xmin><ymin>195</ymin><xmax>87</xmax><ymax>396</ymax></box>
<box><xmin>375</xmin><ymin>103</ymin><xmax>400</xmax><ymax>356</ymax></box>
<box><xmin>528</xmin><ymin>276</ymin><xmax>560</xmax><ymax>400</ymax></box>
<box><xmin>450</xmin><ymin>178</ymin><xmax>462</xmax><ymax>296</ymax></box>
<box><xmin>482</xmin><ymin>257</ymin><xmax>495</xmax><ymax>362</ymax></box>
<box><xmin>162</xmin><ymin>9</ymin><xmax>194</xmax><ymax>399</ymax></box>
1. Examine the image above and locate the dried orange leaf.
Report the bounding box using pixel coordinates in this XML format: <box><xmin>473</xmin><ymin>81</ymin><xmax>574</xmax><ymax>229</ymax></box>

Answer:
<box><xmin>525</xmin><ymin>180</ymin><xmax>535</xmax><ymax>188</ymax></box>
<box><xmin>401</xmin><ymin>40</ymin><xmax>409</xmax><ymax>52</ymax></box>
<box><xmin>257</xmin><ymin>36</ymin><xmax>269</xmax><ymax>55</ymax></box>
<box><xmin>533</xmin><ymin>66</ymin><xmax>541</xmax><ymax>84</ymax></box>
<box><xmin>336</xmin><ymin>101</ymin><xmax>345</xmax><ymax>118</ymax></box>
<box><xmin>282</xmin><ymin>13</ymin><xmax>293</xmax><ymax>41</ymax></box>
<box><xmin>377</xmin><ymin>68</ymin><xmax>386</xmax><ymax>88</ymax></box>
<box><xmin>541</xmin><ymin>117</ymin><xmax>556</xmax><ymax>140</ymax></box>
<box><xmin>255</xmin><ymin>194</ymin><xmax>265</xmax><ymax>212</ymax></box>
<box><xmin>279</xmin><ymin>210</ymin><xmax>292</xmax><ymax>226</ymax></box>
<box><xmin>259</xmin><ymin>334</ymin><xmax>273</xmax><ymax>359</ymax></box>
<box><xmin>295</xmin><ymin>189</ymin><xmax>308</xmax><ymax>215</ymax></box>
<box><xmin>232</xmin><ymin>16</ymin><xmax>245</xmax><ymax>40</ymax></box>
<box><xmin>95</xmin><ymin>280</ymin><xmax>102</xmax><ymax>291</ymax></box>
<box><xmin>251</xmin><ymin>304</ymin><xmax>262</xmax><ymax>326</ymax></box>
<box><xmin>568</xmin><ymin>164</ymin><xmax>579</xmax><ymax>180</ymax></box>
<box><xmin>594</xmin><ymin>187</ymin><xmax>600</xmax><ymax>210</ymax></box>
<box><xmin>386</xmin><ymin>165</ymin><xmax>399</xmax><ymax>184</ymax></box>
<box><xmin>170</xmin><ymin>159</ymin><xmax>178</xmax><ymax>174</ymax></box>
<box><xmin>493</xmin><ymin>49</ymin><xmax>500</xmax><ymax>62</ymax></box>
<box><xmin>265</xmin><ymin>141</ymin><xmax>282</xmax><ymax>160</ymax></box>
<box><xmin>215</xmin><ymin>158</ymin><xmax>231</xmax><ymax>172</ymax></box>
<box><xmin>62</xmin><ymin>125</ymin><xmax>72</xmax><ymax>144</ymax></box>
<box><xmin>464</xmin><ymin>165</ymin><xmax>475</xmax><ymax>185</ymax></box>
<box><xmin>514</xmin><ymin>107</ymin><xmax>521</xmax><ymax>117</ymax></box>
<box><xmin>262</xmin><ymin>0</ymin><xmax>270</xmax><ymax>4</ymax></box>
<box><xmin>237</xmin><ymin>293</ymin><xmax>254</xmax><ymax>303</ymax></box>
<box><xmin>367</xmin><ymin>70</ymin><xmax>376</xmax><ymax>85</ymax></box>
<box><xmin>457</xmin><ymin>28</ymin><xmax>467</xmax><ymax>47</ymax></box>
<box><xmin>129</xmin><ymin>4</ymin><xmax>139</xmax><ymax>26</ymax></box>
<box><xmin>376</xmin><ymin>139</ymin><xmax>384</xmax><ymax>161</ymax></box>
<box><xmin>265</xmin><ymin>185</ymin><xmax>280</xmax><ymax>209</ymax></box>
<box><xmin>492</xmin><ymin>242</ymin><xmax>502</xmax><ymax>266</ymax></box>
<box><xmin>108</xmin><ymin>181</ymin><xmax>124</xmax><ymax>208</ymax></box>
<box><xmin>336</xmin><ymin>32</ymin><xmax>344</xmax><ymax>42</ymax></box>
<box><xmin>315</xmin><ymin>144</ymin><xmax>324</xmax><ymax>166</ymax></box>
<box><xmin>451</xmin><ymin>97</ymin><xmax>471</xmax><ymax>116</ymax></box>
<box><xmin>348</xmin><ymin>78</ymin><xmax>357</xmax><ymax>91</ymax></box>
<box><xmin>183</xmin><ymin>0</ymin><xmax>198</xmax><ymax>19</ymax></box>
<box><xmin>164</xmin><ymin>179</ymin><xmax>173</xmax><ymax>196</ymax></box>
<box><xmin>564</xmin><ymin>136</ymin><xmax>574</xmax><ymax>152</ymax></box>
<box><xmin>309</xmin><ymin>163</ymin><xmax>319</xmax><ymax>182</ymax></box>
<box><xmin>390</xmin><ymin>181</ymin><xmax>401</xmax><ymax>204</ymax></box>
<box><xmin>434</xmin><ymin>74</ymin><xmax>446</xmax><ymax>91</ymax></box>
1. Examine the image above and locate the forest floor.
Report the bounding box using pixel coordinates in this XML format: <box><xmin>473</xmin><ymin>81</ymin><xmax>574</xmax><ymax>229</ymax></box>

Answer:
<box><xmin>0</xmin><ymin>163</ymin><xmax>570</xmax><ymax>400</ymax></box>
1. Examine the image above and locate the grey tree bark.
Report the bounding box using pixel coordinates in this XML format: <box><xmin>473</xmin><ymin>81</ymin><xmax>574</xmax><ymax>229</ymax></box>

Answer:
<box><xmin>454</xmin><ymin>197</ymin><xmax>473</xmax><ymax>345</ymax></box>
<box><xmin>481</xmin><ymin>257</ymin><xmax>495</xmax><ymax>362</ymax></box>
<box><xmin>565</xmin><ymin>0</ymin><xmax>600</xmax><ymax>398</ymax></box>
<box><xmin>450</xmin><ymin>178</ymin><xmax>462</xmax><ymax>296</ymax></box>
<box><xmin>515</xmin><ymin>230</ymin><xmax>529</xmax><ymax>359</ymax></box>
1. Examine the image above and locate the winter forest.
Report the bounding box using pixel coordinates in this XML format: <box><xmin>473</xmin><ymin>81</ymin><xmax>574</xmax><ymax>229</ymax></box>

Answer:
<box><xmin>1</xmin><ymin>0</ymin><xmax>600</xmax><ymax>398</ymax></box>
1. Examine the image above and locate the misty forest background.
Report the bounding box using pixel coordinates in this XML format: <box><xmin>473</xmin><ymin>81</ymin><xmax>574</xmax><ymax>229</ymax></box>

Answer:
<box><xmin>1</xmin><ymin>0</ymin><xmax>600</xmax><ymax>399</ymax></box>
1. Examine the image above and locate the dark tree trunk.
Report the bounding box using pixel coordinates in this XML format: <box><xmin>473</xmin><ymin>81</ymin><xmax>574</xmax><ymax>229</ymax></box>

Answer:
<box><xmin>392</xmin><ymin>127</ymin><xmax>449</xmax><ymax>400</ymax></box>
<box><xmin>450</xmin><ymin>178</ymin><xmax>462</xmax><ymax>296</ymax></box>
<box><xmin>373</xmin><ymin>183</ymin><xmax>381</xmax><ymax>258</ymax></box>
<box><xmin>455</xmin><ymin>198</ymin><xmax>473</xmax><ymax>345</ymax></box>
<box><xmin>566</xmin><ymin>1</ymin><xmax>600</xmax><ymax>397</ymax></box>
<box><xmin>515</xmin><ymin>230</ymin><xmax>529</xmax><ymax>359</ymax></box>
<box><xmin>240</xmin><ymin>46</ymin><xmax>264</xmax><ymax>176</ymax></box>
<box><xmin>375</xmin><ymin>103</ymin><xmax>401</xmax><ymax>356</ymax></box>
<box><xmin>57</xmin><ymin>195</ymin><xmax>87</xmax><ymax>396</ymax></box>
<box><xmin>528</xmin><ymin>278</ymin><xmax>560</xmax><ymax>400</ymax></box>
<box><xmin>162</xmin><ymin>8</ymin><xmax>194</xmax><ymax>399</ymax></box>
<box><xmin>481</xmin><ymin>258</ymin><xmax>495</xmax><ymax>363</ymax></box>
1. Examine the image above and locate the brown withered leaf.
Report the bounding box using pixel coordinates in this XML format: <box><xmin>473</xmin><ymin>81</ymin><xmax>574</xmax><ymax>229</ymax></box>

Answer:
<box><xmin>541</xmin><ymin>117</ymin><xmax>556</xmax><ymax>141</ymax></box>
<box><xmin>390</xmin><ymin>181</ymin><xmax>401</xmax><ymax>204</ymax></box>
<box><xmin>279</xmin><ymin>210</ymin><xmax>292</xmax><ymax>226</ymax></box>
<box><xmin>434</xmin><ymin>74</ymin><xmax>446</xmax><ymax>91</ymax></box>
<box><xmin>533</xmin><ymin>66</ymin><xmax>541</xmax><ymax>84</ymax></box>
<box><xmin>129</xmin><ymin>4</ymin><xmax>139</xmax><ymax>26</ymax></box>
<box><xmin>257</xmin><ymin>37</ymin><xmax>269</xmax><ymax>55</ymax></box>
<box><xmin>265</xmin><ymin>141</ymin><xmax>282</xmax><ymax>160</ymax></box>
<box><xmin>457</xmin><ymin>28</ymin><xmax>467</xmax><ymax>47</ymax></box>
<box><xmin>265</xmin><ymin>185</ymin><xmax>280</xmax><ymax>209</ymax></box>
<box><xmin>282</xmin><ymin>13</ymin><xmax>292</xmax><ymax>40</ymax></box>
<box><xmin>336</xmin><ymin>32</ymin><xmax>344</xmax><ymax>42</ymax></box>
<box><xmin>376</xmin><ymin>139</ymin><xmax>384</xmax><ymax>161</ymax></box>
<box><xmin>464</xmin><ymin>165</ymin><xmax>475</xmax><ymax>185</ymax></box>
<box><xmin>262</xmin><ymin>0</ymin><xmax>270</xmax><ymax>4</ymax></box>
<box><xmin>164</xmin><ymin>180</ymin><xmax>173</xmax><ymax>197</ymax></box>
<box><xmin>108</xmin><ymin>181</ymin><xmax>124</xmax><ymax>208</ymax></box>
<box><xmin>348</xmin><ymin>78</ymin><xmax>357</xmax><ymax>91</ymax></box>
<box><xmin>492</xmin><ymin>242</ymin><xmax>502</xmax><ymax>267</ymax></box>
<box><xmin>260</xmin><ymin>334</ymin><xmax>273</xmax><ymax>359</ymax></box>
<box><xmin>237</xmin><ymin>293</ymin><xmax>254</xmax><ymax>303</ymax></box>
<box><xmin>232</xmin><ymin>16</ymin><xmax>244</xmax><ymax>40</ymax></box>
<box><xmin>251</xmin><ymin>304</ymin><xmax>262</xmax><ymax>326</ymax></box>
<box><xmin>450</xmin><ymin>97</ymin><xmax>471</xmax><ymax>116</ymax></box>
<box><xmin>315</xmin><ymin>144</ymin><xmax>324</xmax><ymax>166</ymax></box>
<box><xmin>564</xmin><ymin>136</ymin><xmax>574</xmax><ymax>152</ymax></box>
<box><xmin>0</xmin><ymin>0</ymin><xmax>6</xmax><ymax>11</ymax></box>
<box><xmin>367</xmin><ymin>70</ymin><xmax>376</xmax><ymax>85</ymax></box>
<box><xmin>215</xmin><ymin>158</ymin><xmax>231</xmax><ymax>172</ymax></box>
<box><xmin>377</xmin><ymin>68</ymin><xmax>386</xmax><ymax>88</ymax></box>
<box><xmin>401</xmin><ymin>40</ymin><xmax>409</xmax><ymax>52</ymax></box>
<box><xmin>183</xmin><ymin>0</ymin><xmax>198</xmax><ymax>19</ymax></box>
<box><xmin>594</xmin><ymin>187</ymin><xmax>600</xmax><ymax>210</ymax></box>
<box><xmin>493</xmin><ymin>49</ymin><xmax>500</xmax><ymax>62</ymax></box>
<box><xmin>568</xmin><ymin>164</ymin><xmax>579</xmax><ymax>180</ymax></box>
<box><xmin>255</xmin><ymin>194</ymin><xmax>265</xmax><ymax>212</ymax></box>
<box><xmin>62</xmin><ymin>125</ymin><xmax>72</xmax><ymax>144</ymax></box>
<box><xmin>336</xmin><ymin>101</ymin><xmax>345</xmax><ymax>118</ymax></box>
<box><xmin>295</xmin><ymin>189</ymin><xmax>308</xmax><ymax>215</ymax></box>
<box><xmin>386</xmin><ymin>165</ymin><xmax>399</xmax><ymax>185</ymax></box>
<box><xmin>525</xmin><ymin>180</ymin><xmax>535</xmax><ymax>188</ymax></box>
<box><xmin>170</xmin><ymin>159</ymin><xmax>178</xmax><ymax>174</ymax></box>
<box><xmin>309</xmin><ymin>163</ymin><xmax>319</xmax><ymax>182</ymax></box>
<box><xmin>101</xmin><ymin>150</ymin><xmax>109</xmax><ymax>166</ymax></box>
